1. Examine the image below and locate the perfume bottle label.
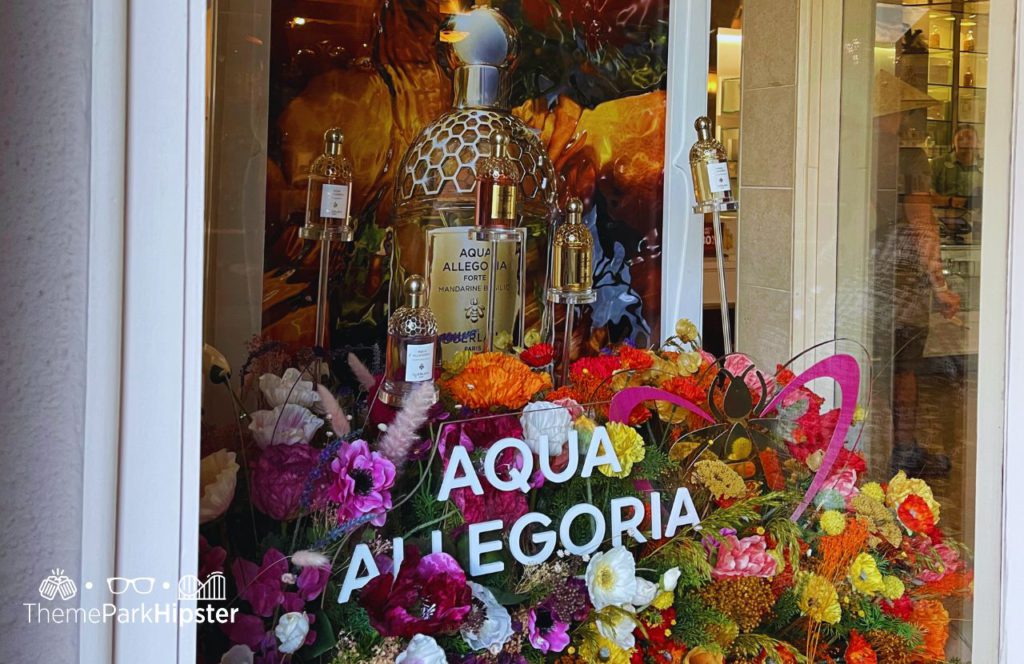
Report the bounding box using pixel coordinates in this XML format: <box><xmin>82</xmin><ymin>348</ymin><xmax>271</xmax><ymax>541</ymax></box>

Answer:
<box><xmin>320</xmin><ymin>183</ymin><xmax>350</xmax><ymax>219</ymax></box>
<box><xmin>706</xmin><ymin>162</ymin><xmax>731</xmax><ymax>193</ymax></box>
<box><xmin>405</xmin><ymin>343</ymin><xmax>435</xmax><ymax>381</ymax></box>
<box><xmin>425</xmin><ymin>228</ymin><xmax>520</xmax><ymax>362</ymax></box>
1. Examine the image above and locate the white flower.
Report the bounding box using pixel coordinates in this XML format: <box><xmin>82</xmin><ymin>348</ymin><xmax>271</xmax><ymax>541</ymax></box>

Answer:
<box><xmin>461</xmin><ymin>582</ymin><xmax>514</xmax><ymax>654</ymax></box>
<box><xmin>396</xmin><ymin>634</ymin><xmax>447</xmax><ymax>664</ymax></box>
<box><xmin>520</xmin><ymin>401</ymin><xmax>573</xmax><ymax>456</ymax></box>
<box><xmin>585</xmin><ymin>546</ymin><xmax>637</xmax><ymax>610</ymax></box>
<box><xmin>259</xmin><ymin>368</ymin><xmax>321</xmax><ymax>408</ymax></box>
<box><xmin>248</xmin><ymin>404</ymin><xmax>323</xmax><ymax>447</ymax></box>
<box><xmin>274</xmin><ymin>611</ymin><xmax>309</xmax><ymax>654</ymax></box>
<box><xmin>219</xmin><ymin>645</ymin><xmax>253</xmax><ymax>664</ymax></box>
<box><xmin>199</xmin><ymin>449</ymin><xmax>239</xmax><ymax>524</ymax></box>
<box><xmin>596</xmin><ymin>609</ymin><xmax>638</xmax><ymax>649</ymax></box>
<box><xmin>630</xmin><ymin>577</ymin><xmax>659</xmax><ymax>609</ymax></box>
<box><xmin>661</xmin><ymin>567</ymin><xmax>681</xmax><ymax>592</ymax></box>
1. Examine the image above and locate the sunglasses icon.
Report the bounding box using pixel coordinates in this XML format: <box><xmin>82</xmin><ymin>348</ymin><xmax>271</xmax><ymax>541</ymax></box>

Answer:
<box><xmin>107</xmin><ymin>577</ymin><xmax>156</xmax><ymax>595</ymax></box>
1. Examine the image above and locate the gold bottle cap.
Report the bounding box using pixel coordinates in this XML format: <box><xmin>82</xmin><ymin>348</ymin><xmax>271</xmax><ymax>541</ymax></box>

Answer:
<box><xmin>694</xmin><ymin>116</ymin><xmax>712</xmax><ymax>141</ymax></box>
<box><xmin>323</xmin><ymin>127</ymin><xmax>345</xmax><ymax>156</ymax></box>
<box><xmin>405</xmin><ymin>274</ymin><xmax>426</xmax><ymax>308</ymax></box>
<box><xmin>490</xmin><ymin>131</ymin><xmax>510</xmax><ymax>159</ymax></box>
<box><xmin>565</xmin><ymin>197</ymin><xmax>584</xmax><ymax>223</ymax></box>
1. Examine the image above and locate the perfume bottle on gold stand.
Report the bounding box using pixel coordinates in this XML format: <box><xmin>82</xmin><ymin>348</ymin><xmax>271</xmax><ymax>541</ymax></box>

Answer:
<box><xmin>381</xmin><ymin>275</ymin><xmax>439</xmax><ymax>407</ymax></box>
<box><xmin>547</xmin><ymin>197</ymin><xmax>595</xmax><ymax>385</ymax></box>
<box><xmin>468</xmin><ymin>132</ymin><xmax>527</xmax><ymax>351</ymax></box>
<box><xmin>301</xmin><ymin>128</ymin><xmax>356</xmax><ymax>373</ymax></box>
<box><xmin>689</xmin><ymin>117</ymin><xmax>737</xmax><ymax>354</ymax></box>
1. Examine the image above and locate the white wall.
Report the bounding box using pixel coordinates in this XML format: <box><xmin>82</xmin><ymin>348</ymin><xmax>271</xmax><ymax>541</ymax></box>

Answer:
<box><xmin>0</xmin><ymin>0</ymin><xmax>90</xmax><ymax>661</ymax></box>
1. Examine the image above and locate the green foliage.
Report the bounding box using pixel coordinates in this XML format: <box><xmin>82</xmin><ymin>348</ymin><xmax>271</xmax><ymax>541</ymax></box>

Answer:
<box><xmin>848</xmin><ymin>599</ymin><xmax>923</xmax><ymax>649</ymax></box>
<box><xmin>650</xmin><ymin>537</ymin><xmax>712</xmax><ymax>590</ymax></box>
<box><xmin>634</xmin><ymin>444</ymin><xmax>678</xmax><ymax>480</ymax></box>
<box><xmin>762</xmin><ymin>590</ymin><xmax>801</xmax><ymax>636</ymax></box>
<box><xmin>729</xmin><ymin>633</ymin><xmax>807</xmax><ymax>663</ymax></box>
<box><xmin>766</xmin><ymin>517</ymin><xmax>804</xmax><ymax>571</ymax></box>
<box><xmin>672</xmin><ymin>594</ymin><xmax>730</xmax><ymax>649</ymax></box>
<box><xmin>327</xmin><ymin>602</ymin><xmax>378</xmax><ymax>650</ymax></box>
<box><xmin>696</xmin><ymin>492</ymin><xmax>793</xmax><ymax>538</ymax></box>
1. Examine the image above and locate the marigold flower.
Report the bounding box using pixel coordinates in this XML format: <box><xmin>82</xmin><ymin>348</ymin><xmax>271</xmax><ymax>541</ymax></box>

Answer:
<box><xmin>881</xmin><ymin>575</ymin><xmax>905</xmax><ymax>601</ymax></box>
<box><xmin>796</xmin><ymin>573</ymin><xmax>841</xmax><ymax>624</ymax></box>
<box><xmin>909</xmin><ymin>599</ymin><xmax>950</xmax><ymax>661</ymax></box>
<box><xmin>599</xmin><ymin>422</ymin><xmax>646</xmax><ymax>478</ymax></box>
<box><xmin>444</xmin><ymin>352</ymin><xmax>552</xmax><ymax>410</ymax></box>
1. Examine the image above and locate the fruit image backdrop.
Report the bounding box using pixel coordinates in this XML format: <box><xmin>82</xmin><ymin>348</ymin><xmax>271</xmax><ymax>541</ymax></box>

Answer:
<box><xmin>260</xmin><ymin>0</ymin><xmax>669</xmax><ymax>357</ymax></box>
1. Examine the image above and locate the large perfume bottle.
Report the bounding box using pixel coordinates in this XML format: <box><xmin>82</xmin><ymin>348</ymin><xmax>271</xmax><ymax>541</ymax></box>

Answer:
<box><xmin>381</xmin><ymin>275</ymin><xmax>439</xmax><ymax>407</ymax></box>
<box><xmin>302</xmin><ymin>128</ymin><xmax>355</xmax><ymax>243</ymax></box>
<box><xmin>689</xmin><ymin>117</ymin><xmax>736</xmax><ymax>213</ymax></box>
<box><xmin>393</xmin><ymin>5</ymin><xmax>556</xmax><ymax>357</ymax></box>
<box><xmin>550</xmin><ymin>198</ymin><xmax>593</xmax><ymax>294</ymax></box>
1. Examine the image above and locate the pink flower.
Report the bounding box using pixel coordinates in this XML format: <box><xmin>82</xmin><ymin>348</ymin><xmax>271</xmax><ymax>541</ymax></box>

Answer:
<box><xmin>712</xmin><ymin>535</ymin><xmax>778</xmax><ymax>580</ymax></box>
<box><xmin>819</xmin><ymin>467</ymin><xmax>859</xmax><ymax>505</ymax></box>
<box><xmin>360</xmin><ymin>546</ymin><xmax>472</xmax><ymax>638</ymax></box>
<box><xmin>916</xmin><ymin>539</ymin><xmax>963</xmax><ymax>583</ymax></box>
<box><xmin>251</xmin><ymin>444</ymin><xmax>326</xmax><ymax>521</ymax></box>
<box><xmin>199</xmin><ymin>535</ymin><xmax>227</xmax><ymax>581</ymax></box>
<box><xmin>329</xmin><ymin>439</ymin><xmax>396</xmax><ymax>527</ymax></box>
<box><xmin>527</xmin><ymin>603</ymin><xmax>571</xmax><ymax>653</ymax></box>
<box><xmin>232</xmin><ymin>550</ymin><xmax>290</xmax><ymax>617</ymax></box>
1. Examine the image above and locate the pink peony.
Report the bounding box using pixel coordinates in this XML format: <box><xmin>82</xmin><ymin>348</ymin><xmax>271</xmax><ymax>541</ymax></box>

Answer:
<box><xmin>712</xmin><ymin>535</ymin><xmax>778</xmax><ymax>580</ymax></box>
<box><xmin>250</xmin><ymin>444</ymin><xmax>326</xmax><ymax>521</ymax></box>
<box><xmin>329</xmin><ymin>439</ymin><xmax>396</xmax><ymax>527</ymax></box>
<box><xmin>818</xmin><ymin>467</ymin><xmax>859</xmax><ymax>505</ymax></box>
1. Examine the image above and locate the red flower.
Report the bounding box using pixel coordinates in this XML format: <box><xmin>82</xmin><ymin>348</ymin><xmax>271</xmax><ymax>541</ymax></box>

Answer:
<box><xmin>845</xmin><ymin>630</ymin><xmax>878</xmax><ymax>664</ymax></box>
<box><xmin>881</xmin><ymin>595</ymin><xmax>914</xmax><ymax>620</ymax></box>
<box><xmin>521</xmin><ymin>343</ymin><xmax>555</xmax><ymax>368</ymax></box>
<box><xmin>897</xmin><ymin>494</ymin><xmax>936</xmax><ymax>534</ymax></box>
<box><xmin>360</xmin><ymin>546</ymin><xmax>472</xmax><ymax>638</ymax></box>
<box><xmin>619</xmin><ymin>345</ymin><xmax>654</xmax><ymax>371</ymax></box>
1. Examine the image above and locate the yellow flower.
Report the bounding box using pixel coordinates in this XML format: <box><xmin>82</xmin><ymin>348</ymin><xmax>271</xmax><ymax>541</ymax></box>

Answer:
<box><xmin>199</xmin><ymin>449</ymin><xmax>239</xmax><ymax>524</ymax></box>
<box><xmin>860</xmin><ymin>482</ymin><xmax>885</xmax><ymax>502</ymax></box>
<box><xmin>848</xmin><ymin>553</ymin><xmax>885</xmax><ymax>596</ymax></box>
<box><xmin>797</xmin><ymin>573</ymin><xmax>841</xmax><ymax>624</ymax></box>
<box><xmin>443</xmin><ymin>349</ymin><xmax>473</xmax><ymax>374</ymax></box>
<box><xmin>820</xmin><ymin>510</ymin><xmax>847</xmax><ymax>536</ymax></box>
<box><xmin>652</xmin><ymin>590</ymin><xmax>674</xmax><ymax>610</ymax></box>
<box><xmin>683</xmin><ymin>647</ymin><xmax>725</xmax><ymax>664</ymax></box>
<box><xmin>578</xmin><ymin>627</ymin><xmax>633</xmax><ymax>664</ymax></box>
<box><xmin>692</xmin><ymin>459</ymin><xmax>746</xmax><ymax>500</ymax></box>
<box><xmin>523</xmin><ymin>328</ymin><xmax>542</xmax><ymax>347</ymax></box>
<box><xmin>599</xmin><ymin>422</ymin><xmax>646</xmax><ymax>478</ymax></box>
<box><xmin>676</xmin><ymin>351</ymin><xmax>703</xmax><ymax>374</ymax></box>
<box><xmin>675</xmin><ymin>319</ymin><xmax>699</xmax><ymax>343</ymax></box>
<box><xmin>493</xmin><ymin>330</ymin><xmax>513</xmax><ymax>351</ymax></box>
<box><xmin>882</xmin><ymin>575</ymin><xmax>905</xmax><ymax>600</ymax></box>
<box><xmin>886</xmin><ymin>471</ymin><xmax>940</xmax><ymax>524</ymax></box>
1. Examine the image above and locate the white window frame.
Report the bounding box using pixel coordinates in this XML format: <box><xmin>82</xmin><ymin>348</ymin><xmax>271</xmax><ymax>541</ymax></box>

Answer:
<box><xmin>84</xmin><ymin>0</ymin><xmax>206</xmax><ymax>661</ymax></box>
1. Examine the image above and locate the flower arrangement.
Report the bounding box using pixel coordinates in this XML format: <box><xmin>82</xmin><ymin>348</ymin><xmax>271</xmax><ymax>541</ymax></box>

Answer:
<box><xmin>197</xmin><ymin>324</ymin><xmax>972</xmax><ymax>664</ymax></box>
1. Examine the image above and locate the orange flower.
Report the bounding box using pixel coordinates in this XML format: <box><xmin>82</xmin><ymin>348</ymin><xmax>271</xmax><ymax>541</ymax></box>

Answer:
<box><xmin>897</xmin><ymin>494</ymin><xmax>936</xmax><ymax>534</ymax></box>
<box><xmin>619</xmin><ymin>345</ymin><xmax>654</xmax><ymax>371</ymax></box>
<box><xmin>918</xmin><ymin>570</ymin><xmax>974</xmax><ymax>598</ymax></box>
<box><xmin>846</xmin><ymin>630</ymin><xmax>878</xmax><ymax>664</ymax></box>
<box><xmin>444</xmin><ymin>352</ymin><xmax>552</xmax><ymax>410</ymax></box>
<box><xmin>909</xmin><ymin>599</ymin><xmax>949</xmax><ymax>662</ymax></box>
<box><xmin>546</xmin><ymin>385</ymin><xmax>581</xmax><ymax>402</ymax></box>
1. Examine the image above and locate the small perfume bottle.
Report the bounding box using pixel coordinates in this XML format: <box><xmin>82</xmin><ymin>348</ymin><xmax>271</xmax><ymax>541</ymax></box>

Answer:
<box><xmin>471</xmin><ymin>132</ymin><xmax>526</xmax><ymax>350</ymax></box>
<box><xmin>963</xmin><ymin>67</ymin><xmax>975</xmax><ymax>87</ymax></box>
<box><xmin>963</xmin><ymin>29</ymin><xmax>976</xmax><ymax>53</ymax></box>
<box><xmin>929</xmin><ymin>25</ymin><xmax>941</xmax><ymax>49</ymax></box>
<box><xmin>689</xmin><ymin>117</ymin><xmax>736</xmax><ymax>212</ymax></box>
<box><xmin>381</xmin><ymin>275</ymin><xmax>439</xmax><ymax>407</ymax></box>
<box><xmin>302</xmin><ymin>127</ymin><xmax>355</xmax><ymax>242</ymax></box>
<box><xmin>474</xmin><ymin>132</ymin><xmax>519</xmax><ymax>229</ymax></box>
<box><xmin>550</xmin><ymin>198</ymin><xmax>593</xmax><ymax>295</ymax></box>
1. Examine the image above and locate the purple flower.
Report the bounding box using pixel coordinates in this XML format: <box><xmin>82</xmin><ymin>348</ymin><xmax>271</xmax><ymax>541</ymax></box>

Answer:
<box><xmin>527</xmin><ymin>603</ymin><xmax>570</xmax><ymax>653</ymax></box>
<box><xmin>251</xmin><ymin>444</ymin><xmax>328</xmax><ymax>521</ymax></box>
<box><xmin>328</xmin><ymin>439</ymin><xmax>396</xmax><ymax>527</ymax></box>
<box><xmin>231</xmin><ymin>549</ymin><xmax>289</xmax><ymax>617</ymax></box>
<box><xmin>295</xmin><ymin>565</ymin><xmax>329</xmax><ymax>602</ymax></box>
